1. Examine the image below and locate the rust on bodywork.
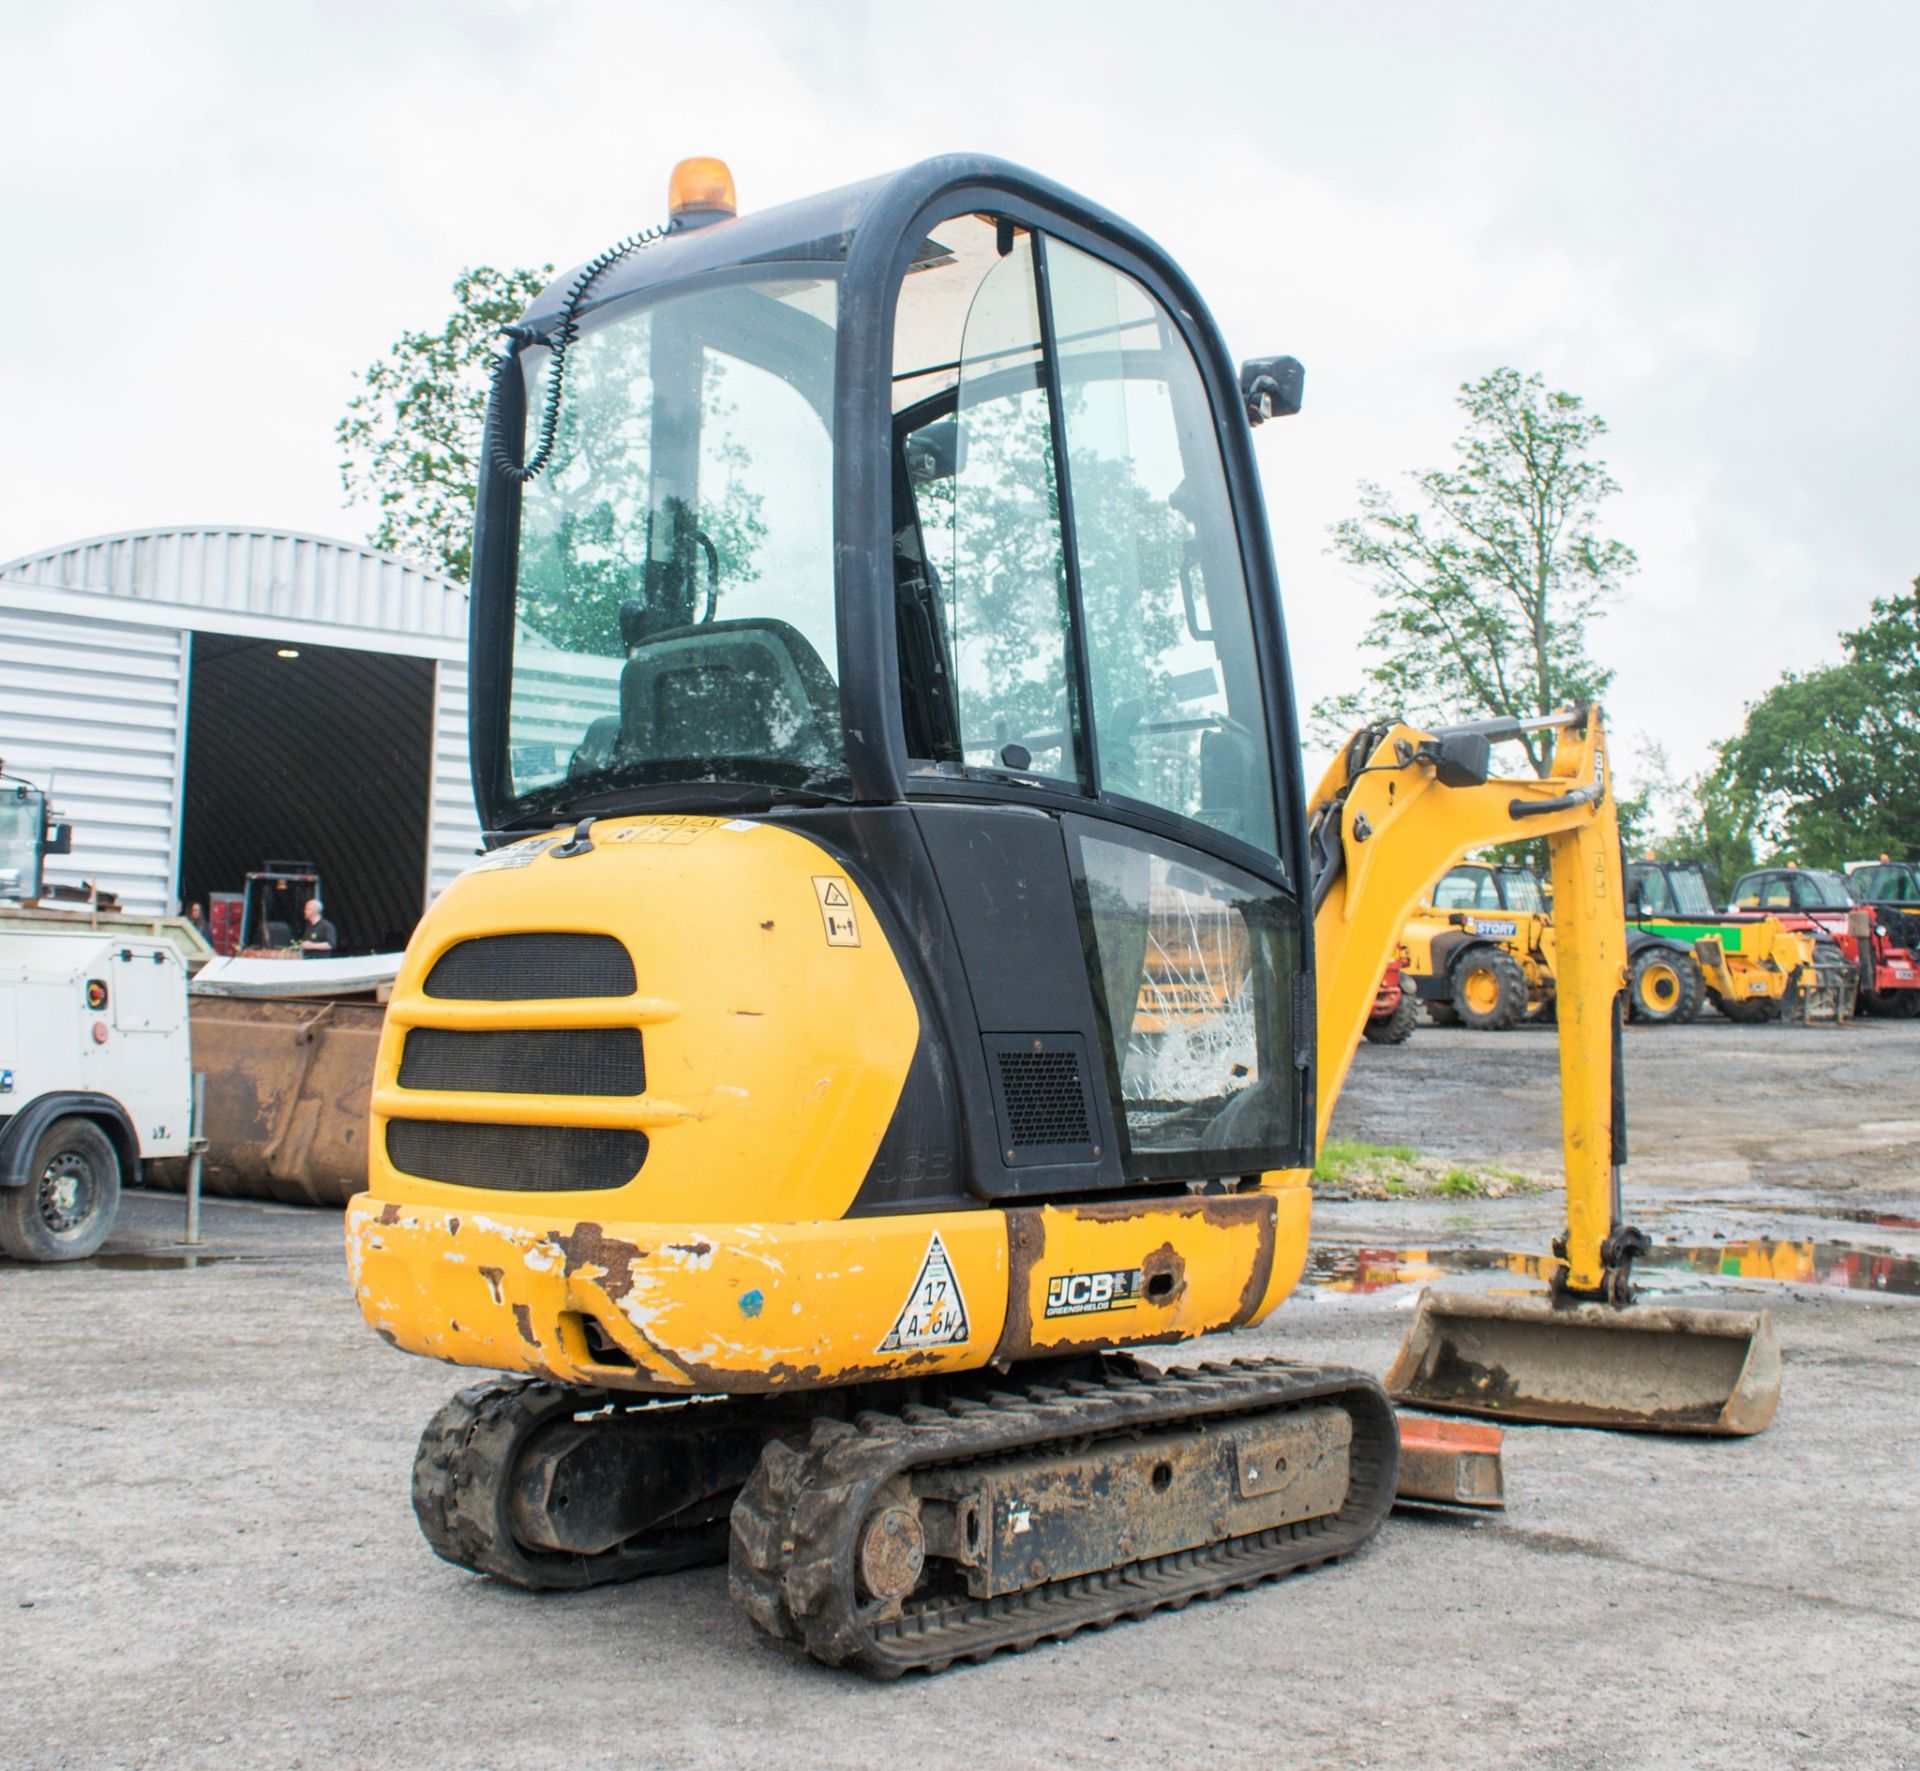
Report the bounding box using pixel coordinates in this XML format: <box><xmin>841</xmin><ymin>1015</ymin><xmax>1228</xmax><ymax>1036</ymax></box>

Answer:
<box><xmin>994</xmin><ymin>1192</ymin><xmax>1278</xmax><ymax>1364</ymax></box>
<box><xmin>511</xmin><ymin>1303</ymin><xmax>540</xmax><ymax>1348</ymax></box>
<box><xmin>552</xmin><ymin>1221</ymin><xmax>646</xmax><ymax>1298</ymax></box>
<box><xmin>996</xmin><ymin>1208</ymin><xmax>1045</xmax><ymax>1358</ymax></box>
<box><xmin>1230</xmin><ymin>1201</ymin><xmax>1278</xmax><ymax>1326</ymax></box>
<box><xmin>1140</xmin><ymin>1241</ymin><xmax>1187</xmax><ymax>1308</ymax></box>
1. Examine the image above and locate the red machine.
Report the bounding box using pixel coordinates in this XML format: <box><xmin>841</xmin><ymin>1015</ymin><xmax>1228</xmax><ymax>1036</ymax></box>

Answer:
<box><xmin>1729</xmin><ymin>865</ymin><xmax>1920</xmax><ymax>1016</ymax></box>
<box><xmin>1364</xmin><ymin>954</ymin><xmax>1419</xmax><ymax>1044</ymax></box>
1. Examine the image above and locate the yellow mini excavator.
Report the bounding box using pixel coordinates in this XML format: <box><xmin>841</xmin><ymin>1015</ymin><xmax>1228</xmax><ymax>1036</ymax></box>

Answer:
<box><xmin>347</xmin><ymin>156</ymin><xmax>1779</xmax><ymax>1674</ymax></box>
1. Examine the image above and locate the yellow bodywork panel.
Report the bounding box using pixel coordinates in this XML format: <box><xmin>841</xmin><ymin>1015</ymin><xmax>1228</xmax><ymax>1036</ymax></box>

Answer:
<box><xmin>349</xmin><ymin>1196</ymin><xmax>1010</xmax><ymax>1391</ymax></box>
<box><xmin>369</xmin><ymin>816</ymin><xmax>919</xmax><ymax>1228</ymax></box>
<box><xmin>347</xmin><ymin>1185</ymin><xmax>1313</xmax><ymax>1396</ymax></box>
<box><xmin>348</xmin><ymin>812</ymin><xmax>1316</xmax><ymax>1393</ymax></box>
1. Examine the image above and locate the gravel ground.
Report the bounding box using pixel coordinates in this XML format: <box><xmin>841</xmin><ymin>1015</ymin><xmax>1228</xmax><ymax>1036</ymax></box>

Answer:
<box><xmin>1</xmin><ymin>1020</ymin><xmax>1916</xmax><ymax>1770</ymax></box>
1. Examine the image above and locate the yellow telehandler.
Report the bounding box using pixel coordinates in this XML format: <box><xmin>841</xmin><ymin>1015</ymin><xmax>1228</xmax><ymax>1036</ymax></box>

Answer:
<box><xmin>1399</xmin><ymin>859</ymin><xmax>1556</xmax><ymax>1029</ymax></box>
<box><xmin>346</xmin><ymin>156</ymin><xmax>1778</xmax><ymax>1674</ymax></box>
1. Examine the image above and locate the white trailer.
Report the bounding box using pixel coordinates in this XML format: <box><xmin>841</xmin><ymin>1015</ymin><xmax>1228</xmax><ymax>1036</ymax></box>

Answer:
<box><xmin>0</xmin><ymin>925</ymin><xmax>192</xmax><ymax>1259</ymax></box>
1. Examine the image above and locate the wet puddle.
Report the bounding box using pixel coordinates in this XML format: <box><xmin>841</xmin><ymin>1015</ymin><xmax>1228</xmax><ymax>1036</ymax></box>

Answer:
<box><xmin>1308</xmin><ymin>1237</ymin><xmax>1920</xmax><ymax>1297</ymax></box>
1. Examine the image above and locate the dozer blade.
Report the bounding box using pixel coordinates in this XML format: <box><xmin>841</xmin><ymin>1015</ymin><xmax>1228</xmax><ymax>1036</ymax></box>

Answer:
<box><xmin>1382</xmin><ymin>1290</ymin><xmax>1782</xmax><ymax>1436</ymax></box>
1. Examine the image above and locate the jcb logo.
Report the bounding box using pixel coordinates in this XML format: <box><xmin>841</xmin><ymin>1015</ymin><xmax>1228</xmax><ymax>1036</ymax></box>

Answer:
<box><xmin>1044</xmin><ymin>1268</ymin><xmax>1143</xmax><ymax>1317</ymax></box>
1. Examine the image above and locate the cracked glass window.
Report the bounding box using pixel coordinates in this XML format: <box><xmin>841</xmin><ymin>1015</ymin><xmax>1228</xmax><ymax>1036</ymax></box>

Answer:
<box><xmin>1068</xmin><ymin>818</ymin><xmax>1300</xmax><ymax>1171</ymax></box>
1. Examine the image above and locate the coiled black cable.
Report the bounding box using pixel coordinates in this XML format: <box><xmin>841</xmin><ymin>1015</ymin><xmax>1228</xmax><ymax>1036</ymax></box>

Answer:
<box><xmin>490</xmin><ymin>221</ymin><xmax>672</xmax><ymax>484</ymax></box>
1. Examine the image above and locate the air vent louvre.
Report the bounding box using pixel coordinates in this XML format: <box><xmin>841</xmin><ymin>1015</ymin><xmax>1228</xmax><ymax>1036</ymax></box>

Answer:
<box><xmin>398</xmin><ymin>1028</ymin><xmax>644</xmax><ymax>1097</ymax></box>
<box><xmin>385</xmin><ymin>1120</ymin><xmax>647</xmax><ymax>1191</ymax></box>
<box><xmin>424</xmin><ymin>933</ymin><xmax>635</xmax><ymax>1001</ymax></box>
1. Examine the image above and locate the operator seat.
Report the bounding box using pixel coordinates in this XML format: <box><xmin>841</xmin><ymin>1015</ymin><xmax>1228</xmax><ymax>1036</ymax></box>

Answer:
<box><xmin>616</xmin><ymin>616</ymin><xmax>839</xmax><ymax>770</ymax></box>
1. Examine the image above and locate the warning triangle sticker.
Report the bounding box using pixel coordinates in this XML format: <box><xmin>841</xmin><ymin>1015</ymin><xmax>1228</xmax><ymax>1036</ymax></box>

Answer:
<box><xmin>822</xmin><ymin>880</ymin><xmax>850</xmax><ymax>906</ymax></box>
<box><xmin>878</xmin><ymin>1232</ymin><xmax>970</xmax><ymax>1353</ymax></box>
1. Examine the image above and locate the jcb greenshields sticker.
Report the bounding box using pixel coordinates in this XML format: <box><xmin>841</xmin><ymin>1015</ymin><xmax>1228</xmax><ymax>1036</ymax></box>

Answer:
<box><xmin>1044</xmin><ymin>1268</ymin><xmax>1145</xmax><ymax>1318</ymax></box>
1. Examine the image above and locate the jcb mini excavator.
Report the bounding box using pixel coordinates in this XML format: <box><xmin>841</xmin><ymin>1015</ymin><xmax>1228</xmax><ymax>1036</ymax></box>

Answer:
<box><xmin>347</xmin><ymin>156</ymin><xmax>1779</xmax><ymax>1673</ymax></box>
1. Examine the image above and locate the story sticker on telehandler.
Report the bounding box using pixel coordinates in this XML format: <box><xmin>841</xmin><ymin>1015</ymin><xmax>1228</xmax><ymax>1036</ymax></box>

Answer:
<box><xmin>878</xmin><ymin>1232</ymin><xmax>970</xmax><ymax>1352</ymax></box>
<box><xmin>812</xmin><ymin>875</ymin><xmax>861</xmax><ymax>947</ymax></box>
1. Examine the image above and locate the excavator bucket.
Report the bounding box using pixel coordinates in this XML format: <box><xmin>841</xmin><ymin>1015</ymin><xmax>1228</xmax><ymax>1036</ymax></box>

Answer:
<box><xmin>1383</xmin><ymin>1291</ymin><xmax>1783</xmax><ymax>1436</ymax></box>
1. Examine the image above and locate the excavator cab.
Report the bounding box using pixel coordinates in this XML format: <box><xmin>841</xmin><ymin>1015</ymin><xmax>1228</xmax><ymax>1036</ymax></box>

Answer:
<box><xmin>352</xmin><ymin>157</ymin><xmax>1777</xmax><ymax>1674</ymax></box>
<box><xmin>467</xmin><ymin>160</ymin><xmax>1318</xmax><ymax>1209</ymax></box>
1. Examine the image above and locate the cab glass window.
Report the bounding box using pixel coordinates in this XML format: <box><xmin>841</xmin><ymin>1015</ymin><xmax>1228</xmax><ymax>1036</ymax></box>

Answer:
<box><xmin>1760</xmin><ymin>878</ymin><xmax>1792</xmax><ymax>910</ymax></box>
<box><xmin>1628</xmin><ymin>865</ymin><xmax>1671</xmax><ymax>914</ymax></box>
<box><xmin>1669</xmin><ymin>868</ymin><xmax>1715</xmax><ymax>916</ymax></box>
<box><xmin>0</xmin><ymin>788</ymin><xmax>45</xmax><ymax>900</ymax></box>
<box><xmin>892</xmin><ymin>217</ymin><xmax>1083</xmax><ymax>788</ymax></box>
<box><xmin>1067</xmin><ymin>818</ymin><xmax>1301</xmax><ymax>1172</ymax></box>
<box><xmin>1499</xmin><ymin>870</ymin><xmax>1546</xmax><ymax>914</ymax></box>
<box><xmin>1797</xmin><ymin>870</ymin><xmax>1855</xmax><ymax>908</ymax></box>
<box><xmin>891</xmin><ymin>218</ymin><xmax>1280</xmax><ymax>858</ymax></box>
<box><xmin>1046</xmin><ymin>239</ymin><xmax>1278</xmax><ymax>854</ymax></box>
<box><xmin>505</xmin><ymin>274</ymin><xmax>843</xmax><ymax>815</ymax></box>
<box><xmin>1432</xmin><ymin>867</ymin><xmax>1496</xmax><ymax>911</ymax></box>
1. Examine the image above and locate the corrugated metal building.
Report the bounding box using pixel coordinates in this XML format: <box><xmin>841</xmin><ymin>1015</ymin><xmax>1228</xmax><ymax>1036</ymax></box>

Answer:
<box><xmin>0</xmin><ymin>526</ymin><xmax>483</xmax><ymax>950</ymax></box>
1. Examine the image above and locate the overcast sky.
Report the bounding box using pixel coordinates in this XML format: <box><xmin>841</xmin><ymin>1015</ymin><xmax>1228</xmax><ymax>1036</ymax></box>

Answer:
<box><xmin>3</xmin><ymin>0</ymin><xmax>1913</xmax><ymax>784</ymax></box>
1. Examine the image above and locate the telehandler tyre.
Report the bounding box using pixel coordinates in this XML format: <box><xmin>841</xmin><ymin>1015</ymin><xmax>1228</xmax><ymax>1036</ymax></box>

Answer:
<box><xmin>1711</xmin><ymin>991</ymin><xmax>1772</xmax><ymax>1025</ymax></box>
<box><xmin>1628</xmin><ymin>947</ymin><xmax>1703</xmax><ymax>1025</ymax></box>
<box><xmin>1449</xmin><ymin>948</ymin><xmax>1528</xmax><ymax>1031</ymax></box>
<box><xmin>1363</xmin><ymin>994</ymin><xmax>1419</xmax><ymax>1045</ymax></box>
<box><xmin>0</xmin><ymin>1117</ymin><xmax>121</xmax><ymax>1263</ymax></box>
<box><xmin>1862</xmin><ymin>987</ymin><xmax>1920</xmax><ymax>1018</ymax></box>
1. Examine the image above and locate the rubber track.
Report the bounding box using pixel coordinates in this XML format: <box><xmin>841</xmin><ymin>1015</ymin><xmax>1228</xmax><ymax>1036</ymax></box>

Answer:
<box><xmin>412</xmin><ymin>1375</ymin><xmax>726</xmax><ymax>1590</ymax></box>
<box><xmin>728</xmin><ymin>1356</ymin><xmax>1399</xmax><ymax>1676</ymax></box>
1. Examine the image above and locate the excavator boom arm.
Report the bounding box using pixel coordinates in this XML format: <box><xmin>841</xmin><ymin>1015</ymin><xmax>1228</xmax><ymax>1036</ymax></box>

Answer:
<box><xmin>1306</xmin><ymin>707</ymin><xmax>1629</xmax><ymax>1296</ymax></box>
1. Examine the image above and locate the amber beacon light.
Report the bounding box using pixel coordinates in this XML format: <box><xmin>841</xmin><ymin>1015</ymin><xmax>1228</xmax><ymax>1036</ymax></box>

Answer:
<box><xmin>668</xmin><ymin>156</ymin><xmax>738</xmax><ymax>224</ymax></box>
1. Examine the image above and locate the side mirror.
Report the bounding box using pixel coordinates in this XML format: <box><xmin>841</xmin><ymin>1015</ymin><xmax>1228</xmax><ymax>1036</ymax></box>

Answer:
<box><xmin>1240</xmin><ymin>356</ymin><xmax>1304</xmax><ymax>425</ymax></box>
<box><xmin>45</xmin><ymin>822</ymin><xmax>73</xmax><ymax>856</ymax></box>
<box><xmin>1421</xmin><ymin>731</ymin><xmax>1491</xmax><ymax>788</ymax></box>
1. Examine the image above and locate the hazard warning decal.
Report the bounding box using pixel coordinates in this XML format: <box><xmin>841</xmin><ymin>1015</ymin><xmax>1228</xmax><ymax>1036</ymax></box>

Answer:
<box><xmin>812</xmin><ymin>875</ymin><xmax>861</xmax><ymax>947</ymax></box>
<box><xmin>877</xmin><ymin>1232</ymin><xmax>970</xmax><ymax>1353</ymax></box>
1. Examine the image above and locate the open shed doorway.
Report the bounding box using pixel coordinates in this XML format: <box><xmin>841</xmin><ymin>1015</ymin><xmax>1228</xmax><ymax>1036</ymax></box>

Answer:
<box><xmin>178</xmin><ymin>633</ymin><xmax>435</xmax><ymax>955</ymax></box>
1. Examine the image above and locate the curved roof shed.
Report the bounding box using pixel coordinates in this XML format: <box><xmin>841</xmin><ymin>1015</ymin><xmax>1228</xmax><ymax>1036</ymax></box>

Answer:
<box><xmin>0</xmin><ymin>525</ymin><xmax>482</xmax><ymax>935</ymax></box>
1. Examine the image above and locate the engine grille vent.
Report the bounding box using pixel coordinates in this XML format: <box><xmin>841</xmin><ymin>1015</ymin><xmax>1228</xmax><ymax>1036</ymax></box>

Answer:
<box><xmin>398</xmin><ymin>1028</ymin><xmax>644</xmax><ymax>1097</ymax></box>
<box><xmin>983</xmin><ymin>1034</ymin><xmax>1098</xmax><ymax>1166</ymax></box>
<box><xmin>997</xmin><ymin>1050</ymin><xmax>1092</xmax><ymax>1146</ymax></box>
<box><xmin>424</xmin><ymin>933</ymin><xmax>635</xmax><ymax>1001</ymax></box>
<box><xmin>385</xmin><ymin>1120</ymin><xmax>647</xmax><ymax>1192</ymax></box>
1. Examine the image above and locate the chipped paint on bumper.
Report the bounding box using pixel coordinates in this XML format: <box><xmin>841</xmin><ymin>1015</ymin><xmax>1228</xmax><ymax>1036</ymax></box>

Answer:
<box><xmin>346</xmin><ymin>1176</ymin><xmax>1315</xmax><ymax>1395</ymax></box>
<box><xmin>346</xmin><ymin>1195</ymin><xmax>1013</xmax><ymax>1393</ymax></box>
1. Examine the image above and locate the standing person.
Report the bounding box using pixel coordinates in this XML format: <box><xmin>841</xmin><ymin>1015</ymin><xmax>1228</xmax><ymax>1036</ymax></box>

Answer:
<box><xmin>184</xmin><ymin>900</ymin><xmax>206</xmax><ymax>931</ymax></box>
<box><xmin>300</xmin><ymin>898</ymin><xmax>338</xmax><ymax>956</ymax></box>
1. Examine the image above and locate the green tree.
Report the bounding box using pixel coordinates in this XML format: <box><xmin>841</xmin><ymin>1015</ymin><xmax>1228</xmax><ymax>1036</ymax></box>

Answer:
<box><xmin>337</xmin><ymin>265</ymin><xmax>552</xmax><ymax>582</ymax></box>
<box><xmin>1707</xmin><ymin>577</ymin><xmax>1920</xmax><ymax>868</ymax></box>
<box><xmin>1316</xmin><ymin>368</ymin><xmax>1637</xmax><ymax>775</ymax></box>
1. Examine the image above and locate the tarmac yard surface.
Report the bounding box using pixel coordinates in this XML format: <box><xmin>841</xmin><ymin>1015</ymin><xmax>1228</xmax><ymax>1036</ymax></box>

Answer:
<box><xmin>3</xmin><ymin>1022</ymin><xmax>1918</xmax><ymax>1769</ymax></box>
